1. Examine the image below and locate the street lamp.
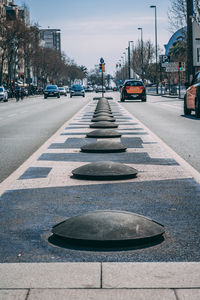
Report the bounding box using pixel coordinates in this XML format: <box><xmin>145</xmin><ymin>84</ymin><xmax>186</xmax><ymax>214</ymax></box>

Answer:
<box><xmin>150</xmin><ymin>5</ymin><xmax>158</xmax><ymax>94</ymax></box>
<box><xmin>121</xmin><ymin>55</ymin><xmax>125</xmax><ymax>80</ymax></box>
<box><xmin>128</xmin><ymin>41</ymin><xmax>133</xmax><ymax>79</ymax></box>
<box><xmin>123</xmin><ymin>52</ymin><xmax>127</xmax><ymax>79</ymax></box>
<box><xmin>138</xmin><ymin>27</ymin><xmax>144</xmax><ymax>81</ymax></box>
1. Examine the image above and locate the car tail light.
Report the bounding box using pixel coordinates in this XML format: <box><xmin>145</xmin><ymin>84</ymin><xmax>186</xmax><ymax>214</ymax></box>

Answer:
<box><xmin>139</xmin><ymin>86</ymin><xmax>145</xmax><ymax>91</ymax></box>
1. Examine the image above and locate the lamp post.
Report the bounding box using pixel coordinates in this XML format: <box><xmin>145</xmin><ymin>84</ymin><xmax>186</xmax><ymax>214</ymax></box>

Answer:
<box><xmin>121</xmin><ymin>56</ymin><xmax>125</xmax><ymax>80</ymax></box>
<box><xmin>138</xmin><ymin>27</ymin><xmax>144</xmax><ymax>81</ymax></box>
<box><xmin>186</xmin><ymin>0</ymin><xmax>195</xmax><ymax>83</ymax></box>
<box><xmin>150</xmin><ymin>5</ymin><xmax>158</xmax><ymax>94</ymax></box>
<box><xmin>128</xmin><ymin>41</ymin><xmax>133</xmax><ymax>79</ymax></box>
<box><xmin>123</xmin><ymin>51</ymin><xmax>127</xmax><ymax>79</ymax></box>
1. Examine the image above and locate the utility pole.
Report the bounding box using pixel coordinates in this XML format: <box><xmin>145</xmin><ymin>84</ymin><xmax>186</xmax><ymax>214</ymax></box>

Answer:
<box><xmin>186</xmin><ymin>0</ymin><xmax>194</xmax><ymax>83</ymax></box>
<box><xmin>138</xmin><ymin>27</ymin><xmax>144</xmax><ymax>81</ymax></box>
<box><xmin>150</xmin><ymin>5</ymin><xmax>158</xmax><ymax>94</ymax></box>
<box><xmin>128</xmin><ymin>41</ymin><xmax>133</xmax><ymax>79</ymax></box>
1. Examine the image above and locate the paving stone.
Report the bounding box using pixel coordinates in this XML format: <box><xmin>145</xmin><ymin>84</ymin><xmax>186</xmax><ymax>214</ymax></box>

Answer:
<box><xmin>0</xmin><ymin>290</ymin><xmax>28</xmax><ymax>300</ymax></box>
<box><xmin>175</xmin><ymin>289</ymin><xmax>200</xmax><ymax>300</ymax></box>
<box><xmin>0</xmin><ymin>263</ymin><xmax>101</xmax><ymax>288</ymax></box>
<box><xmin>102</xmin><ymin>262</ymin><xmax>200</xmax><ymax>288</ymax></box>
<box><xmin>28</xmin><ymin>288</ymin><xmax>176</xmax><ymax>300</ymax></box>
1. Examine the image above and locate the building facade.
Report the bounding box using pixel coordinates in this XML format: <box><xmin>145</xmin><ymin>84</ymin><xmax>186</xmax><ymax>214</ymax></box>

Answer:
<box><xmin>40</xmin><ymin>29</ymin><xmax>61</xmax><ymax>53</ymax></box>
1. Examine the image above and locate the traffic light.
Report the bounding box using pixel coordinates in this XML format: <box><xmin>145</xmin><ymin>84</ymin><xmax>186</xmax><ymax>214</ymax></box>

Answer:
<box><xmin>99</xmin><ymin>63</ymin><xmax>102</xmax><ymax>72</ymax></box>
<box><xmin>102</xmin><ymin>63</ymin><xmax>105</xmax><ymax>72</ymax></box>
<box><xmin>178</xmin><ymin>62</ymin><xmax>182</xmax><ymax>71</ymax></box>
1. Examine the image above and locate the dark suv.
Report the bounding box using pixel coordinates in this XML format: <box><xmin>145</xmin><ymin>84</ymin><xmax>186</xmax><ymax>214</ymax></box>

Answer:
<box><xmin>120</xmin><ymin>80</ymin><xmax>146</xmax><ymax>102</ymax></box>
<box><xmin>44</xmin><ymin>85</ymin><xmax>60</xmax><ymax>99</ymax></box>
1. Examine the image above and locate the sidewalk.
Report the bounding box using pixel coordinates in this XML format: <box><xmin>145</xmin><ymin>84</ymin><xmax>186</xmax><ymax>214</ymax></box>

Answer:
<box><xmin>0</xmin><ymin>97</ymin><xmax>200</xmax><ymax>299</ymax></box>
<box><xmin>0</xmin><ymin>262</ymin><xmax>200</xmax><ymax>299</ymax></box>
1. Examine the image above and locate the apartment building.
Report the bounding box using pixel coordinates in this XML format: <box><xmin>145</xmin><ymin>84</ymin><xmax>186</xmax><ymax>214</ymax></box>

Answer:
<box><xmin>40</xmin><ymin>29</ymin><xmax>61</xmax><ymax>53</ymax></box>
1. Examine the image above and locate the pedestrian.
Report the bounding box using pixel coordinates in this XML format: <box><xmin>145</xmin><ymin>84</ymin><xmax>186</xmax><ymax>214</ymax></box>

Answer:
<box><xmin>15</xmin><ymin>85</ymin><xmax>21</xmax><ymax>102</ymax></box>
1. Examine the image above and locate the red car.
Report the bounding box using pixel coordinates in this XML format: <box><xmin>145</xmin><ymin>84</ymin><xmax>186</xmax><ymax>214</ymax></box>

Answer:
<box><xmin>120</xmin><ymin>80</ymin><xmax>146</xmax><ymax>102</ymax></box>
<box><xmin>184</xmin><ymin>71</ymin><xmax>200</xmax><ymax>118</ymax></box>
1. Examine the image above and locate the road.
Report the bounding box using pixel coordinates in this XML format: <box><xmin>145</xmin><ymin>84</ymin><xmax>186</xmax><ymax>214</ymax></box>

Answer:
<box><xmin>117</xmin><ymin>93</ymin><xmax>200</xmax><ymax>173</ymax></box>
<box><xmin>0</xmin><ymin>92</ymin><xmax>200</xmax><ymax>184</ymax></box>
<box><xmin>0</xmin><ymin>95</ymin><xmax>90</xmax><ymax>183</ymax></box>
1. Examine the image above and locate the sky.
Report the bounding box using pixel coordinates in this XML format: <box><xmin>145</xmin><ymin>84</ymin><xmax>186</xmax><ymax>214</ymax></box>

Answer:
<box><xmin>15</xmin><ymin>0</ymin><xmax>172</xmax><ymax>75</ymax></box>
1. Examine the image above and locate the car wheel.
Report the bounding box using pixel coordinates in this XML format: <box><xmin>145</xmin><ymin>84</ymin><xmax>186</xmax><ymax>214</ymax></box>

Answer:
<box><xmin>44</xmin><ymin>96</ymin><xmax>47</xmax><ymax>99</ymax></box>
<box><xmin>141</xmin><ymin>97</ymin><xmax>147</xmax><ymax>102</ymax></box>
<box><xmin>184</xmin><ymin>95</ymin><xmax>191</xmax><ymax>115</ymax></box>
<box><xmin>57</xmin><ymin>95</ymin><xmax>60</xmax><ymax>98</ymax></box>
<box><xmin>195</xmin><ymin>97</ymin><xmax>200</xmax><ymax>118</ymax></box>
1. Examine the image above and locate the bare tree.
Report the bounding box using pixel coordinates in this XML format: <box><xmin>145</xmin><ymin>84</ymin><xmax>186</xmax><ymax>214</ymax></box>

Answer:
<box><xmin>168</xmin><ymin>0</ymin><xmax>200</xmax><ymax>32</ymax></box>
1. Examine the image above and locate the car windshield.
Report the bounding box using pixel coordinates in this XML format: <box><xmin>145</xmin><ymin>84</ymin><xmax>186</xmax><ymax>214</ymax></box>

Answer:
<box><xmin>72</xmin><ymin>85</ymin><xmax>82</xmax><ymax>90</ymax></box>
<box><xmin>0</xmin><ymin>88</ymin><xmax>3</xmax><ymax>92</ymax></box>
<box><xmin>46</xmin><ymin>85</ymin><xmax>57</xmax><ymax>90</ymax></box>
<box><xmin>125</xmin><ymin>81</ymin><xmax>143</xmax><ymax>87</ymax></box>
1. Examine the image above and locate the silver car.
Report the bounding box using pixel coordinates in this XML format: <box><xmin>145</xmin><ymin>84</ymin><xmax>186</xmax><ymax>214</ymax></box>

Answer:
<box><xmin>70</xmin><ymin>85</ymin><xmax>85</xmax><ymax>97</ymax></box>
<box><xmin>0</xmin><ymin>86</ymin><xmax>8</xmax><ymax>102</ymax></box>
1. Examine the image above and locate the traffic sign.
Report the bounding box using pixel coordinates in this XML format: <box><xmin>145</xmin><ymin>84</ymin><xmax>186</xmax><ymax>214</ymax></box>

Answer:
<box><xmin>164</xmin><ymin>62</ymin><xmax>185</xmax><ymax>72</ymax></box>
<box><xmin>100</xmin><ymin>57</ymin><xmax>104</xmax><ymax>63</ymax></box>
<box><xmin>160</xmin><ymin>55</ymin><xmax>170</xmax><ymax>63</ymax></box>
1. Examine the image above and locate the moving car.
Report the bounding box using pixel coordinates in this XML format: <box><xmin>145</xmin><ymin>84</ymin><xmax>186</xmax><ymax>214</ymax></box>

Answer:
<box><xmin>85</xmin><ymin>86</ymin><xmax>94</xmax><ymax>92</ymax></box>
<box><xmin>184</xmin><ymin>71</ymin><xmax>200</xmax><ymax>118</ymax></box>
<box><xmin>95</xmin><ymin>85</ymin><xmax>106</xmax><ymax>93</ymax></box>
<box><xmin>58</xmin><ymin>87</ymin><xmax>67</xmax><ymax>96</ymax></box>
<box><xmin>120</xmin><ymin>80</ymin><xmax>146</xmax><ymax>102</ymax></box>
<box><xmin>0</xmin><ymin>86</ymin><xmax>8</xmax><ymax>102</ymax></box>
<box><xmin>70</xmin><ymin>85</ymin><xmax>85</xmax><ymax>97</ymax></box>
<box><xmin>44</xmin><ymin>85</ymin><xmax>60</xmax><ymax>99</ymax></box>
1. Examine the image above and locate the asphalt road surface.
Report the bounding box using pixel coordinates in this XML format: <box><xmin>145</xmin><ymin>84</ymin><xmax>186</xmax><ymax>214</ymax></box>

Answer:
<box><xmin>0</xmin><ymin>94</ymin><xmax>90</xmax><ymax>183</ymax></box>
<box><xmin>117</xmin><ymin>93</ymin><xmax>200</xmax><ymax>173</ymax></box>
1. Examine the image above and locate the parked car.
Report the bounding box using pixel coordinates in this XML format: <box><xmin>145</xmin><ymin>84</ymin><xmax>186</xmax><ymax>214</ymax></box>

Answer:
<box><xmin>95</xmin><ymin>85</ymin><xmax>106</xmax><ymax>93</ymax></box>
<box><xmin>70</xmin><ymin>85</ymin><xmax>85</xmax><ymax>97</ymax></box>
<box><xmin>44</xmin><ymin>85</ymin><xmax>60</xmax><ymax>99</ymax></box>
<box><xmin>120</xmin><ymin>80</ymin><xmax>146</xmax><ymax>102</ymax></box>
<box><xmin>0</xmin><ymin>86</ymin><xmax>8</xmax><ymax>102</ymax></box>
<box><xmin>184</xmin><ymin>71</ymin><xmax>200</xmax><ymax>118</ymax></box>
<box><xmin>58</xmin><ymin>87</ymin><xmax>67</xmax><ymax>96</ymax></box>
